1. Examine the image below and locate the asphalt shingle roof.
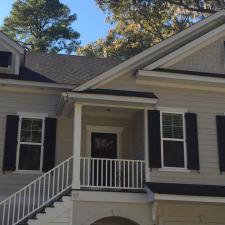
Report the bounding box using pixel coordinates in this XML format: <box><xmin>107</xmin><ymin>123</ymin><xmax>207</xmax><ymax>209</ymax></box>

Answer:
<box><xmin>0</xmin><ymin>52</ymin><xmax>122</xmax><ymax>86</ymax></box>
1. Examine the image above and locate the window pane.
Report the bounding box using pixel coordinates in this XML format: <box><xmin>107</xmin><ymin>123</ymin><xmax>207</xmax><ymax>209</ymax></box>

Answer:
<box><xmin>163</xmin><ymin>140</ymin><xmax>185</xmax><ymax>167</ymax></box>
<box><xmin>18</xmin><ymin>144</ymin><xmax>41</xmax><ymax>170</ymax></box>
<box><xmin>20</xmin><ymin>118</ymin><xmax>43</xmax><ymax>143</ymax></box>
<box><xmin>20</xmin><ymin>130</ymin><xmax>32</xmax><ymax>142</ymax></box>
<box><xmin>162</xmin><ymin>113</ymin><xmax>183</xmax><ymax>139</ymax></box>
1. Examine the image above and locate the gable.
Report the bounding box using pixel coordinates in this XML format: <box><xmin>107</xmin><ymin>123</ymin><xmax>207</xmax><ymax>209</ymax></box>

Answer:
<box><xmin>0</xmin><ymin>32</ymin><xmax>24</xmax><ymax>75</ymax></box>
<box><xmin>162</xmin><ymin>37</ymin><xmax>225</xmax><ymax>74</ymax></box>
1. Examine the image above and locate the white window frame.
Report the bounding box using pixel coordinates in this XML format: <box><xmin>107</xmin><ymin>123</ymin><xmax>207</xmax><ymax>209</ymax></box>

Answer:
<box><xmin>15</xmin><ymin>113</ymin><xmax>47</xmax><ymax>174</ymax></box>
<box><xmin>159</xmin><ymin>108</ymin><xmax>188</xmax><ymax>171</ymax></box>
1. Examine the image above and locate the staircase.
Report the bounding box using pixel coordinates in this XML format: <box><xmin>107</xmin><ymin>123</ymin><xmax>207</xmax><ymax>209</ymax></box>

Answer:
<box><xmin>0</xmin><ymin>156</ymin><xmax>73</xmax><ymax>225</ymax></box>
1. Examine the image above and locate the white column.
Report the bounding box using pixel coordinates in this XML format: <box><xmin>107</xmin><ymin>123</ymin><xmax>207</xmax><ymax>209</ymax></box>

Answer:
<box><xmin>72</xmin><ymin>102</ymin><xmax>82</xmax><ymax>189</ymax></box>
<box><xmin>144</xmin><ymin>109</ymin><xmax>150</xmax><ymax>182</ymax></box>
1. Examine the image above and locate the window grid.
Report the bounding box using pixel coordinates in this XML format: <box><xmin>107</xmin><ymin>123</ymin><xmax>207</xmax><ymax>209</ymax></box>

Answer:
<box><xmin>16</xmin><ymin>116</ymin><xmax>45</xmax><ymax>172</ymax></box>
<box><xmin>160</xmin><ymin>111</ymin><xmax>187</xmax><ymax>169</ymax></box>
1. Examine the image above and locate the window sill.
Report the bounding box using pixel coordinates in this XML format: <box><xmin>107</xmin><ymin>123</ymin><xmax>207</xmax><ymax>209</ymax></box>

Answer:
<box><xmin>13</xmin><ymin>170</ymin><xmax>43</xmax><ymax>175</ymax></box>
<box><xmin>158</xmin><ymin>167</ymin><xmax>191</xmax><ymax>173</ymax></box>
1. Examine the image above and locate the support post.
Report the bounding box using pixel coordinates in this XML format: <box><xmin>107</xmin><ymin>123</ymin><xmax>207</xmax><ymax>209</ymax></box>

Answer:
<box><xmin>144</xmin><ymin>109</ymin><xmax>150</xmax><ymax>182</ymax></box>
<box><xmin>72</xmin><ymin>102</ymin><xmax>82</xmax><ymax>189</ymax></box>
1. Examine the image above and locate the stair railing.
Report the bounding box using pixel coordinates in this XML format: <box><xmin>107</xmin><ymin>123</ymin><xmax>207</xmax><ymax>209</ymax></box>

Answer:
<box><xmin>0</xmin><ymin>156</ymin><xmax>73</xmax><ymax>225</ymax></box>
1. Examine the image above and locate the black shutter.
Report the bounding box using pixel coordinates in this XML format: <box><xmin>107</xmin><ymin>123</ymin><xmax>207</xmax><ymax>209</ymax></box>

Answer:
<box><xmin>43</xmin><ymin>117</ymin><xmax>57</xmax><ymax>172</ymax></box>
<box><xmin>216</xmin><ymin>115</ymin><xmax>225</xmax><ymax>172</ymax></box>
<box><xmin>185</xmin><ymin>113</ymin><xmax>200</xmax><ymax>170</ymax></box>
<box><xmin>148</xmin><ymin>110</ymin><xmax>161</xmax><ymax>168</ymax></box>
<box><xmin>3</xmin><ymin>115</ymin><xmax>19</xmax><ymax>171</ymax></box>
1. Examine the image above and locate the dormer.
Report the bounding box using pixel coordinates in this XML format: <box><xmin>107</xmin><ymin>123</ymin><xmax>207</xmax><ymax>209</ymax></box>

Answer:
<box><xmin>0</xmin><ymin>31</ymin><xmax>24</xmax><ymax>75</ymax></box>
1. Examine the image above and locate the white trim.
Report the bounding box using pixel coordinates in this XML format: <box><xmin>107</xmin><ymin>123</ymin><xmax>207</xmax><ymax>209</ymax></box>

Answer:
<box><xmin>144</xmin><ymin>109</ymin><xmax>150</xmax><ymax>182</ymax></box>
<box><xmin>72</xmin><ymin>190</ymin><xmax>148</xmax><ymax>203</ymax></box>
<box><xmin>137</xmin><ymin>70</ymin><xmax>225</xmax><ymax>85</ymax></box>
<box><xmin>154</xmin><ymin>193</ymin><xmax>225</xmax><ymax>204</ymax></box>
<box><xmin>86</xmin><ymin>125</ymin><xmax>124</xmax><ymax>159</ymax></box>
<box><xmin>80</xmin><ymin>102</ymin><xmax>153</xmax><ymax>110</ymax></box>
<box><xmin>160</xmin><ymin>110</ymin><xmax>188</xmax><ymax>170</ymax></box>
<box><xmin>74</xmin><ymin>10</ymin><xmax>225</xmax><ymax>91</ymax></box>
<box><xmin>63</xmin><ymin>92</ymin><xmax>157</xmax><ymax>105</ymax></box>
<box><xmin>145</xmin><ymin>24</ymin><xmax>225</xmax><ymax>70</ymax></box>
<box><xmin>0</xmin><ymin>32</ymin><xmax>24</xmax><ymax>53</ymax></box>
<box><xmin>158</xmin><ymin>167</ymin><xmax>190</xmax><ymax>173</ymax></box>
<box><xmin>72</xmin><ymin>103</ymin><xmax>82</xmax><ymax>189</ymax></box>
<box><xmin>16</xmin><ymin>113</ymin><xmax>46</xmax><ymax>173</ymax></box>
<box><xmin>0</xmin><ymin>78</ymin><xmax>74</xmax><ymax>89</ymax></box>
<box><xmin>157</xmin><ymin>107</ymin><xmax>188</xmax><ymax>114</ymax></box>
<box><xmin>17</xmin><ymin>112</ymin><xmax>48</xmax><ymax>118</ymax></box>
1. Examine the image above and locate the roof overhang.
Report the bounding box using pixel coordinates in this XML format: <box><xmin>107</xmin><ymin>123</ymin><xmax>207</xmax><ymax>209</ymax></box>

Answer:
<box><xmin>73</xmin><ymin>10</ymin><xmax>225</xmax><ymax>91</ymax></box>
<box><xmin>63</xmin><ymin>91</ymin><xmax>157</xmax><ymax>107</ymax></box>
<box><xmin>136</xmin><ymin>70</ymin><xmax>225</xmax><ymax>85</ymax></box>
<box><xmin>145</xmin><ymin>182</ymin><xmax>225</xmax><ymax>204</ymax></box>
<box><xmin>0</xmin><ymin>32</ymin><xmax>24</xmax><ymax>54</ymax></box>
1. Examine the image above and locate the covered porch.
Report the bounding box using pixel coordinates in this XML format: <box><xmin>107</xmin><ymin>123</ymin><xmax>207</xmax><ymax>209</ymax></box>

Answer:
<box><xmin>61</xmin><ymin>89</ymin><xmax>157</xmax><ymax>191</ymax></box>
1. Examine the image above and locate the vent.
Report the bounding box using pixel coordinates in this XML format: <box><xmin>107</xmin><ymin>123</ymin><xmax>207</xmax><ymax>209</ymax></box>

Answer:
<box><xmin>0</xmin><ymin>51</ymin><xmax>12</xmax><ymax>67</ymax></box>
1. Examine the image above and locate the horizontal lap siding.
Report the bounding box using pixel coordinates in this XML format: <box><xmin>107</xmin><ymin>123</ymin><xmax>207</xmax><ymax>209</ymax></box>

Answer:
<box><xmin>103</xmin><ymin>74</ymin><xmax>225</xmax><ymax>185</ymax></box>
<box><xmin>0</xmin><ymin>90</ymin><xmax>72</xmax><ymax>200</ymax></box>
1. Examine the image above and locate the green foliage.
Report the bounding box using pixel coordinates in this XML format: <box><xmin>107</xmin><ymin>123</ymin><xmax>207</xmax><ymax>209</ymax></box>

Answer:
<box><xmin>2</xmin><ymin>0</ymin><xmax>80</xmax><ymax>53</ymax></box>
<box><xmin>78</xmin><ymin>0</ymin><xmax>224</xmax><ymax>59</ymax></box>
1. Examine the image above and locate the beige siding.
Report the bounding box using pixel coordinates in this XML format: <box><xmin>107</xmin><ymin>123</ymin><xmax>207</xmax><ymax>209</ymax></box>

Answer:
<box><xmin>164</xmin><ymin>37</ymin><xmax>225</xmax><ymax>74</ymax></box>
<box><xmin>157</xmin><ymin>201</ymin><xmax>225</xmax><ymax>225</ymax></box>
<box><xmin>132</xmin><ymin>111</ymin><xmax>145</xmax><ymax>160</ymax></box>
<box><xmin>0</xmin><ymin>89</ymin><xmax>72</xmax><ymax>201</ymax></box>
<box><xmin>81</xmin><ymin>113</ymin><xmax>134</xmax><ymax>159</ymax></box>
<box><xmin>102</xmin><ymin>73</ymin><xmax>225</xmax><ymax>185</ymax></box>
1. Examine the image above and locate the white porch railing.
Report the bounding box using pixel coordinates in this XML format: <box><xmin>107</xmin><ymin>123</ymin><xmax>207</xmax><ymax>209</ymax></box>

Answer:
<box><xmin>0</xmin><ymin>156</ymin><xmax>73</xmax><ymax>225</ymax></box>
<box><xmin>80</xmin><ymin>157</ymin><xmax>145</xmax><ymax>189</ymax></box>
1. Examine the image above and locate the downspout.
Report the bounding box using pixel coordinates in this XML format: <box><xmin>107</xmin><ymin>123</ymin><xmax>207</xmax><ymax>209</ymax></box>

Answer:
<box><xmin>56</xmin><ymin>92</ymin><xmax>68</xmax><ymax>115</ymax></box>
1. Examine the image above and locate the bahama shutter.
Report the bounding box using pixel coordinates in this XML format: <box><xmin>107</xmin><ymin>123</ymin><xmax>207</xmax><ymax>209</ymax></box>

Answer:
<box><xmin>3</xmin><ymin>115</ymin><xmax>19</xmax><ymax>171</ymax></box>
<box><xmin>43</xmin><ymin>117</ymin><xmax>57</xmax><ymax>172</ymax></box>
<box><xmin>185</xmin><ymin>113</ymin><xmax>200</xmax><ymax>170</ymax></box>
<box><xmin>216</xmin><ymin>115</ymin><xmax>225</xmax><ymax>172</ymax></box>
<box><xmin>148</xmin><ymin>110</ymin><xmax>161</xmax><ymax>168</ymax></box>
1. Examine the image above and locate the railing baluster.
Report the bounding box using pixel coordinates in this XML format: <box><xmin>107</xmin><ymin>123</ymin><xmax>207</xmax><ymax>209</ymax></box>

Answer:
<box><xmin>12</xmin><ymin>194</ymin><xmax>16</xmax><ymax>223</ymax></box>
<box><xmin>7</xmin><ymin>198</ymin><xmax>11</xmax><ymax>225</ymax></box>
<box><xmin>2</xmin><ymin>202</ymin><xmax>5</xmax><ymax>225</ymax></box>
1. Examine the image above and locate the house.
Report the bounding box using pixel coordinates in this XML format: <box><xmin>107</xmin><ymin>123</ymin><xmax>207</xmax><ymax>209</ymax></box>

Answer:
<box><xmin>2</xmin><ymin>9</ymin><xmax>225</xmax><ymax>225</ymax></box>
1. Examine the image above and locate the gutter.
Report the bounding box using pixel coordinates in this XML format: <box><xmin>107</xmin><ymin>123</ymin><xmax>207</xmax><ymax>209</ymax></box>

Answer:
<box><xmin>0</xmin><ymin>78</ymin><xmax>74</xmax><ymax>89</ymax></box>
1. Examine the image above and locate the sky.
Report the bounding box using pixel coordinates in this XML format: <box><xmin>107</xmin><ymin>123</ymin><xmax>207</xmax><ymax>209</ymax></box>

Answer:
<box><xmin>0</xmin><ymin>0</ymin><xmax>113</xmax><ymax>46</ymax></box>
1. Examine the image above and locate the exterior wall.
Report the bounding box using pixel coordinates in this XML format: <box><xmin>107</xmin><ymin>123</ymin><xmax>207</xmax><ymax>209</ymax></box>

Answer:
<box><xmin>157</xmin><ymin>201</ymin><xmax>225</xmax><ymax>225</ymax></box>
<box><xmin>132</xmin><ymin>111</ymin><xmax>145</xmax><ymax>160</ymax></box>
<box><xmin>81</xmin><ymin>113</ymin><xmax>134</xmax><ymax>159</ymax></box>
<box><xmin>46</xmin><ymin>208</ymin><xmax>70</xmax><ymax>225</ymax></box>
<box><xmin>0</xmin><ymin>87</ymin><xmax>73</xmax><ymax>201</ymax></box>
<box><xmin>102</xmin><ymin>73</ymin><xmax>225</xmax><ymax>185</ymax></box>
<box><xmin>163</xmin><ymin>37</ymin><xmax>225</xmax><ymax>74</ymax></box>
<box><xmin>0</xmin><ymin>41</ymin><xmax>17</xmax><ymax>74</ymax></box>
<box><xmin>72</xmin><ymin>200</ymin><xmax>152</xmax><ymax>225</ymax></box>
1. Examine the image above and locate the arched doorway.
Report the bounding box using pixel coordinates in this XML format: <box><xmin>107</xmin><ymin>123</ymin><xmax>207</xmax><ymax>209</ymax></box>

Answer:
<box><xmin>92</xmin><ymin>216</ymin><xmax>139</xmax><ymax>225</ymax></box>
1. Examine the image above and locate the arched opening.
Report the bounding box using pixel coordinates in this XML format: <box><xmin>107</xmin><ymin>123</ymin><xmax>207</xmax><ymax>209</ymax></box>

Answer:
<box><xmin>92</xmin><ymin>216</ymin><xmax>139</xmax><ymax>225</ymax></box>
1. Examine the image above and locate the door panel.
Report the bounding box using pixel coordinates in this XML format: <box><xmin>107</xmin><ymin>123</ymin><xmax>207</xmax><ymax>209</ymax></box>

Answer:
<box><xmin>91</xmin><ymin>132</ymin><xmax>117</xmax><ymax>187</ymax></box>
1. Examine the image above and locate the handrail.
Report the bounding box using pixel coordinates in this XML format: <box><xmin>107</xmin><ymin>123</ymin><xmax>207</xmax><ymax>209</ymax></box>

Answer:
<box><xmin>80</xmin><ymin>157</ymin><xmax>145</xmax><ymax>189</ymax></box>
<box><xmin>0</xmin><ymin>156</ymin><xmax>73</xmax><ymax>225</ymax></box>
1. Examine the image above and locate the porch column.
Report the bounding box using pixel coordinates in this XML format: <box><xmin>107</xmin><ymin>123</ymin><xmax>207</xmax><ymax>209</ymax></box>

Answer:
<box><xmin>144</xmin><ymin>109</ymin><xmax>150</xmax><ymax>182</ymax></box>
<box><xmin>72</xmin><ymin>102</ymin><xmax>82</xmax><ymax>189</ymax></box>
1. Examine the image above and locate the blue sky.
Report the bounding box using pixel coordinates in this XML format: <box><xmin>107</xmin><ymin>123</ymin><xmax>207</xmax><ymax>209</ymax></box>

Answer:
<box><xmin>0</xmin><ymin>0</ymin><xmax>112</xmax><ymax>46</ymax></box>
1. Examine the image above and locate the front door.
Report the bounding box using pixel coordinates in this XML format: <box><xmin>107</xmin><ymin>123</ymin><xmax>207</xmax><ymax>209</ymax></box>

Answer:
<box><xmin>91</xmin><ymin>132</ymin><xmax>117</xmax><ymax>187</ymax></box>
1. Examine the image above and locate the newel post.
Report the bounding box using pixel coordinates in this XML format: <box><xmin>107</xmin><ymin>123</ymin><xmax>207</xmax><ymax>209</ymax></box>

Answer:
<box><xmin>72</xmin><ymin>102</ymin><xmax>82</xmax><ymax>189</ymax></box>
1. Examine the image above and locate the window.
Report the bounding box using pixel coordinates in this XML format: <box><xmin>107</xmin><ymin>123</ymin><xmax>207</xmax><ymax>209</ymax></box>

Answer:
<box><xmin>17</xmin><ymin>117</ymin><xmax>44</xmax><ymax>171</ymax></box>
<box><xmin>161</xmin><ymin>112</ymin><xmax>186</xmax><ymax>168</ymax></box>
<box><xmin>0</xmin><ymin>51</ymin><xmax>12</xmax><ymax>67</ymax></box>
